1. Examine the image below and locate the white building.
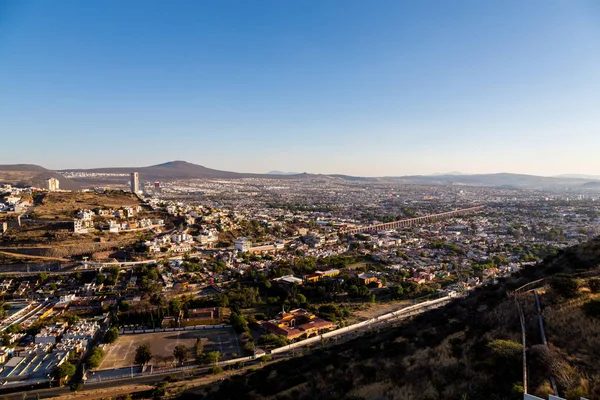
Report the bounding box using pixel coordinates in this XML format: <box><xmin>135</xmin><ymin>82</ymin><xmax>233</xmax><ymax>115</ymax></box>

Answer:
<box><xmin>235</xmin><ymin>237</ymin><xmax>251</xmax><ymax>252</ymax></box>
<box><xmin>73</xmin><ymin>219</ymin><xmax>89</xmax><ymax>234</ymax></box>
<box><xmin>171</xmin><ymin>233</ymin><xmax>193</xmax><ymax>243</ymax></box>
<box><xmin>77</xmin><ymin>209</ymin><xmax>94</xmax><ymax>221</ymax></box>
<box><xmin>130</xmin><ymin>172</ymin><xmax>139</xmax><ymax>194</ymax></box>
<box><xmin>197</xmin><ymin>229</ymin><xmax>219</xmax><ymax>247</ymax></box>
<box><xmin>46</xmin><ymin>177</ymin><xmax>60</xmax><ymax>191</ymax></box>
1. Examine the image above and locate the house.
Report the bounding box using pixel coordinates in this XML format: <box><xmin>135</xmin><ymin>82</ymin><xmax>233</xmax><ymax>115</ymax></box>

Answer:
<box><xmin>260</xmin><ymin>309</ymin><xmax>333</xmax><ymax>340</ymax></box>
<box><xmin>303</xmin><ymin>269</ymin><xmax>340</xmax><ymax>283</ymax></box>
<box><xmin>180</xmin><ymin>307</ymin><xmax>221</xmax><ymax>327</ymax></box>
<box><xmin>273</xmin><ymin>275</ymin><xmax>303</xmax><ymax>287</ymax></box>
<box><xmin>197</xmin><ymin>229</ymin><xmax>219</xmax><ymax>248</ymax></box>
<box><xmin>358</xmin><ymin>273</ymin><xmax>382</xmax><ymax>287</ymax></box>
<box><xmin>77</xmin><ymin>209</ymin><xmax>94</xmax><ymax>221</ymax></box>
<box><xmin>161</xmin><ymin>316</ymin><xmax>177</xmax><ymax>328</ymax></box>
<box><xmin>235</xmin><ymin>237</ymin><xmax>251</xmax><ymax>252</ymax></box>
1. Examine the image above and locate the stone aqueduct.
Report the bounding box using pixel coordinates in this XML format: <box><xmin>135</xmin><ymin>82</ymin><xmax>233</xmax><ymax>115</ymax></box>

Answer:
<box><xmin>339</xmin><ymin>205</ymin><xmax>485</xmax><ymax>235</ymax></box>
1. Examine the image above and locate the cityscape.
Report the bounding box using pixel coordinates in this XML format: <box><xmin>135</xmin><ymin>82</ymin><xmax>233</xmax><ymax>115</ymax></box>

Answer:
<box><xmin>1</xmin><ymin>1</ymin><xmax>600</xmax><ymax>399</ymax></box>
<box><xmin>0</xmin><ymin>164</ymin><xmax>599</xmax><ymax>399</ymax></box>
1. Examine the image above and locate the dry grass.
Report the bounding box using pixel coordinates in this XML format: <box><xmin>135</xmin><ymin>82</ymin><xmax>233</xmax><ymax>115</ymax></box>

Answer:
<box><xmin>543</xmin><ymin>292</ymin><xmax>600</xmax><ymax>379</ymax></box>
<box><xmin>35</xmin><ymin>191</ymin><xmax>141</xmax><ymax>219</ymax></box>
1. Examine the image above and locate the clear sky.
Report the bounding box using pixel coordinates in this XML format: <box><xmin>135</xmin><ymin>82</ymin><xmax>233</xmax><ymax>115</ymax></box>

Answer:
<box><xmin>1</xmin><ymin>0</ymin><xmax>599</xmax><ymax>176</ymax></box>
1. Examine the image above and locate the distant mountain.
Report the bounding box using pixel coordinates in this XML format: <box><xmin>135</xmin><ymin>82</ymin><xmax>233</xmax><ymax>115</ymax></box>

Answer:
<box><xmin>0</xmin><ymin>164</ymin><xmax>81</xmax><ymax>190</ymax></box>
<box><xmin>328</xmin><ymin>174</ymin><xmax>378</xmax><ymax>182</ymax></box>
<box><xmin>388</xmin><ymin>172</ymin><xmax>600</xmax><ymax>190</ymax></box>
<box><xmin>267</xmin><ymin>170</ymin><xmax>300</xmax><ymax>175</ymax></box>
<box><xmin>60</xmin><ymin>160</ymin><xmax>315</xmax><ymax>182</ymax></box>
<box><xmin>5</xmin><ymin>161</ymin><xmax>600</xmax><ymax>191</ymax></box>
<box><xmin>556</xmin><ymin>174</ymin><xmax>600</xmax><ymax>180</ymax></box>
<box><xmin>582</xmin><ymin>181</ymin><xmax>600</xmax><ymax>188</ymax></box>
<box><xmin>430</xmin><ymin>171</ymin><xmax>464</xmax><ymax>176</ymax></box>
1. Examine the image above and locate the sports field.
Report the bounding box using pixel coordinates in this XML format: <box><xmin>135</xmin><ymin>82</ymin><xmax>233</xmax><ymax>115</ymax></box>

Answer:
<box><xmin>98</xmin><ymin>328</ymin><xmax>240</xmax><ymax>370</ymax></box>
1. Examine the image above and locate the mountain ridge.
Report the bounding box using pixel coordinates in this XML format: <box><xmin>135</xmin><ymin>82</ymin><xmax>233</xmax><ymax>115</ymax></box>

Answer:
<box><xmin>0</xmin><ymin>164</ymin><xmax>81</xmax><ymax>190</ymax></box>
<box><xmin>2</xmin><ymin>161</ymin><xmax>600</xmax><ymax>190</ymax></box>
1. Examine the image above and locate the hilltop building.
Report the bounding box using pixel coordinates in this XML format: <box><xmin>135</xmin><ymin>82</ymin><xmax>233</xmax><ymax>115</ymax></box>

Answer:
<box><xmin>46</xmin><ymin>177</ymin><xmax>59</xmax><ymax>191</ymax></box>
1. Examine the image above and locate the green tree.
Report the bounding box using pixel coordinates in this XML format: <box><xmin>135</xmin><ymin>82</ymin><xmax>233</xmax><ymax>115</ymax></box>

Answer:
<box><xmin>96</xmin><ymin>273</ymin><xmax>106</xmax><ymax>285</ymax></box>
<box><xmin>487</xmin><ymin>339</ymin><xmax>522</xmax><ymax>362</ymax></box>
<box><xmin>152</xmin><ymin>381</ymin><xmax>168</xmax><ymax>400</ymax></box>
<box><xmin>230</xmin><ymin>312</ymin><xmax>249</xmax><ymax>333</ymax></box>
<box><xmin>54</xmin><ymin>361</ymin><xmax>76</xmax><ymax>381</ymax></box>
<box><xmin>203</xmin><ymin>351</ymin><xmax>222</xmax><ymax>365</ymax></box>
<box><xmin>86</xmin><ymin>347</ymin><xmax>105</xmax><ymax>369</ymax></box>
<box><xmin>6</xmin><ymin>324</ymin><xmax>22</xmax><ymax>334</ymax></box>
<box><xmin>194</xmin><ymin>338</ymin><xmax>204</xmax><ymax>362</ymax></box>
<box><xmin>209</xmin><ymin>365</ymin><xmax>223</xmax><ymax>374</ymax></box>
<box><xmin>2</xmin><ymin>333</ymin><xmax>10</xmax><ymax>346</ymax></box>
<box><xmin>134</xmin><ymin>343</ymin><xmax>153</xmax><ymax>365</ymax></box>
<box><xmin>38</xmin><ymin>272</ymin><xmax>49</xmax><ymax>283</ymax></box>
<box><xmin>169</xmin><ymin>298</ymin><xmax>183</xmax><ymax>316</ymax></box>
<box><xmin>104</xmin><ymin>327</ymin><xmax>119</xmax><ymax>344</ymax></box>
<box><xmin>549</xmin><ymin>276</ymin><xmax>579</xmax><ymax>298</ymax></box>
<box><xmin>173</xmin><ymin>344</ymin><xmax>189</xmax><ymax>364</ymax></box>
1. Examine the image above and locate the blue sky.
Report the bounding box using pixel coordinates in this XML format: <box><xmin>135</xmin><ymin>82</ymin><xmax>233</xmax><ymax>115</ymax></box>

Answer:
<box><xmin>1</xmin><ymin>0</ymin><xmax>599</xmax><ymax>176</ymax></box>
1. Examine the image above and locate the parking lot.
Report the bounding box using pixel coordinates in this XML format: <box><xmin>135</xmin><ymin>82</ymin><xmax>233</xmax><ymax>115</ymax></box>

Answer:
<box><xmin>98</xmin><ymin>328</ymin><xmax>240</xmax><ymax>370</ymax></box>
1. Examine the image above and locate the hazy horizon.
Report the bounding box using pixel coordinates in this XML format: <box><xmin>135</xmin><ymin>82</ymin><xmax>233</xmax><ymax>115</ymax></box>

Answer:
<box><xmin>1</xmin><ymin>1</ymin><xmax>599</xmax><ymax>176</ymax></box>
<box><xmin>3</xmin><ymin>159</ymin><xmax>600</xmax><ymax>179</ymax></box>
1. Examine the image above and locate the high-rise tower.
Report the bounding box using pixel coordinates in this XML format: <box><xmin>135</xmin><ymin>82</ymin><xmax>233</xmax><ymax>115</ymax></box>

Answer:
<box><xmin>130</xmin><ymin>172</ymin><xmax>139</xmax><ymax>194</ymax></box>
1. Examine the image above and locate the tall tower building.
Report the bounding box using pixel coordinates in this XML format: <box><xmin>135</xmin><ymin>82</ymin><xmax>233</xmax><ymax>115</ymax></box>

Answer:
<box><xmin>130</xmin><ymin>172</ymin><xmax>139</xmax><ymax>194</ymax></box>
<box><xmin>46</xmin><ymin>177</ymin><xmax>60</xmax><ymax>191</ymax></box>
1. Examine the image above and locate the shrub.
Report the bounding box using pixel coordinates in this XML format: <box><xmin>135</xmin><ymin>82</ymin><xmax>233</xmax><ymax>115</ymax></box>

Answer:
<box><xmin>549</xmin><ymin>276</ymin><xmax>579</xmax><ymax>298</ymax></box>
<box><xmin>209</xmin><ymin>366</ymin><xmax>223</xmax><ymax>374</ymax></box>
<box><xmin>588</xmin><ymin>278</ymin><xmax>600</xmax><ymax>293</ymax></box>
<box><xmin>487</xmin><ymin>339</ymin><xmax>522</xmax><ymax>365</ymax></box>
<box><xmin>582</xmin><ymin>299</ymin><xmax>600</xmax><ymax>319</ymax></box>
<box><xmin>104</xmin><ymin>327</ymin><xmax>119</xmax><ymax>344</ymax></box>
<box><xmin>565</xmin><ymin>386</ymin><xmax>588</xmax><ymax>400</ymax></box>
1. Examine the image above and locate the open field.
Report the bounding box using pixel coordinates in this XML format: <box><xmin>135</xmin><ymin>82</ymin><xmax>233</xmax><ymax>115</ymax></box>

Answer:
<box><xmin>35</xmin><ymin>192</ymin><xmax>142</xmax><ymax>219</ymax></box>
<box><xmin>98</xmin><ymin>328</ymin><xmax>241</xmax><ymax>370</ymax></box>
<box><xmin>351</xmin><ymin>299</ymin><xmax>412</xmax><ymax>320</ymax></box>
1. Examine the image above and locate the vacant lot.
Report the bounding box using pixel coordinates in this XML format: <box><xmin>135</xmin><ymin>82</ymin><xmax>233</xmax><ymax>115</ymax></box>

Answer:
<box><xmin>351</xmin><ymin>299</ymin><xmax>412</xmax><ymax>321</ymax></box>
<box><xmin>98</xmin><ymin>328</ymin><xmax>241</xmax><ymax>370</ymax></box>
<box><xmin>36</xmin><ymin>192</ymin><xmax>142</xmax><ymax>219</ymax></box>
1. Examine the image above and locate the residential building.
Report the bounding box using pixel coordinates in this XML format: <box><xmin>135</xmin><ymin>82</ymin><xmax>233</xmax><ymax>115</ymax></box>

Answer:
<box><xmin>235</xmin><ymin>237</ymin><xmax>251</xmax><ymax>252</ymax></box>
<box><xmin>260</xmin><ymin>309</ymin><xmax>333</xmax><ymax>340</ymax></box>
<box><xmin>130</xmin><ymin>172</ymin><xmax>139</xmax><ymax>194</ymax></box>
<box><xmin>46</xmin><ymin>177</ymin><xmax>60</xmax><ymax>191</ymax></box>
<box><xmin>180</xmin><ymin>307</ymin><xmax>221</xmax><ymax>327</ymax></box>
<box><xmin>303</xmin><ymin>269</ymin><xmax>340</xmax><ymax>283</ymax></box>
<box><xmin>73</xmin><ymin>219</ymin><xmax>89</xmax><ymax>234</ymax></box>
<box><xmin>273</xmin><ymin>275</ymin><xmax>304</xmax><ymax>286</ymax></box>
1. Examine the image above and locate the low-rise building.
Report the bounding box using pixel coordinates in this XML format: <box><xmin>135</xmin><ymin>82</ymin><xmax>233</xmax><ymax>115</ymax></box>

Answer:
<box><xmin>260</xmin><ymin>309</ymin><xmax>333</xmax><ymax>340</ymax></box>
<box><xmin>235</xmin><ymin>237</ymin><xmax>251</xmax><ymax>252</ymax></box>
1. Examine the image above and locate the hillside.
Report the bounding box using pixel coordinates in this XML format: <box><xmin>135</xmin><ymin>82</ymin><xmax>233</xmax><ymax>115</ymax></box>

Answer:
<box><xmin>184</xmin><ymin>237</ymin><xmax>600</xmax><ymax>400</ymax></box>
<box><xmin>0</xmin><ymin>164</ymin><xmax>81</xmax><ymax>190</ymax></box>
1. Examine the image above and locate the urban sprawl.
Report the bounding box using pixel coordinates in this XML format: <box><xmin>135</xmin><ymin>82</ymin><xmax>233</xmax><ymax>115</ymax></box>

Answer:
<box><xmin>0</xmin><ymin>172</ymin><xmax>598</xmax><ymax>394</ymax></box>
